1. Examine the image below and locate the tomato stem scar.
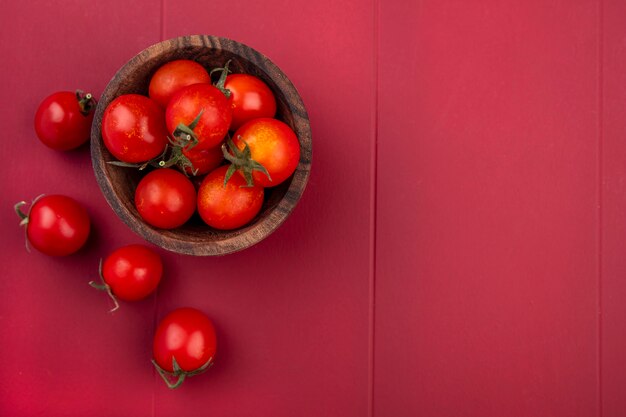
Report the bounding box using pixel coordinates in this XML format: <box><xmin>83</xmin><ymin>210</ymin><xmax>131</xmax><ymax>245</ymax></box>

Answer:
<box><xmin>75</xmin><ymin>90</ymin><xmax>97</xmax><ymax>115</ymax></box>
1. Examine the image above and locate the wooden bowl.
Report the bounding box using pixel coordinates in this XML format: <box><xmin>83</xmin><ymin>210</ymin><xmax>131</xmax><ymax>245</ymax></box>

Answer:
<box><xmin>91</xmin><ymin>35</ymin><xmax>312</xmax><ymax>256</ymax></box>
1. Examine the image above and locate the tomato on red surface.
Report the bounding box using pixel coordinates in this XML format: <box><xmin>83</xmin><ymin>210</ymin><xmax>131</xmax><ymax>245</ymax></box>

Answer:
<box><xmin>34</xmin><ymin>90</ymin><xmax>96</xmax><ymax>151</ymax></box>
<box><xmin>165</xmin><ymin>83</ymin><xmax>232</xmax><ymax>150</ymax></box>
<box><xmin>197</xmin><ymin>165</ymin><xmax>264</xmax><ymax>230</ymax></box>
<box><xmin>90</xmin><ymin>244</ymin><xmax>163</xmax><ymax>311</ymax></box>
<box><xmin>149</xmin><ymin>60</ymin><xmax>211</xmax><ymax>108</ymax></box>
<box><xmin>181</xmin><ymin>144</ymin><xmax>224</xmax><ymax>176</ymax></box>
<box><xmin>14</xmin><ymin>195</ymin><xmax>90</xmax><ymax>256</ymax></box>
<box><xmin>224</xmin><ymin>74</ymin><xmax>276</xmax><ymax>131</ymax></box>
<box><xmin>101</xmin><ymin>94</ymin><xmax>169</xmax><ymax>163</ymax></box>
<box><xmin>153</xmin><ymin>307</ymin><xmax>217</xmax><ymax>389</ymax></box>
<box><xmin>230</xmin><ymin>118</ymin><xmax>300</xmax><ymax>187</ymax></box>
<box><xmin>134</xmin><ymin>168</ymin><xmax>196</xmax><ymax>229</ymax></box>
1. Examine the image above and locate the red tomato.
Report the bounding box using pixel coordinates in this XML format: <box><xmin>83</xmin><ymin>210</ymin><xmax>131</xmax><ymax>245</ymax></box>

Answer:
<box><xmin>100</xmin><ymin>244</ymin><xmax>162</xmax><ymax>302</ymax></box>
<box><xmin>135</xmin><ymin>168</ymin><xmax>196</xmax><ymax>229</ymax></box>
<box><xmin>34</xmin><ymin>90</ymin><xmax>96</xmax><ymax>151</ymax></box>
<box><xmin>232</xmin><ymin>118</ymin><xmax>300</xmax><ymax>187</ymax></box>
<box><xmin>15</xmin><ymin>195</ymin><xmax>90</xmax><ymax>256</ymax></box>
<box><xmin>224</xmin><ymin>74</ymin><xmax>276</xmax><ymax>131</ymax></box>
<box><xmin>102</xmin><ymin>94</ymin><xmax>169</xmax><ymax>163</ymax></box>
<box><xmin>197</xmin><ymin>166</ymin><xmax>264</xmax><ymax>230</ymax></box>
<box><xmin>182</xmin><ymin>144</ymin><xmax>224</xmax><ymax>176</ymax></box>
<box><xmin>153</xmin><ymin>307</ymin><xmax>216</xmax><ymax>388</ymax></box>
<box><xmin>149</xmin><ymin>60</ymin><xmax>210</xmax><ymax>108</ymax></box>
<box><xmin>165</xmin><ymin>84</ymin><xmax>232</xmax><ymax>150</ymax></box>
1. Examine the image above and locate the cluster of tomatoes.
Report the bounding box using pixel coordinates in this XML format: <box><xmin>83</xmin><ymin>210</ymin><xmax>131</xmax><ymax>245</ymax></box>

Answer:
<box><xmin>17</xmin><ymin>189</ymin><xmax>211</xmax><ymax>389</ymax></box>
<box><xmin>17</xmin><ymin>58</ymin><xmax>299</xmax><ymax>389</ymax></box>
<box><xmin>102</xmin><ymin>59</ymin><xmax>300</xmax><ymax>230</ymax></box>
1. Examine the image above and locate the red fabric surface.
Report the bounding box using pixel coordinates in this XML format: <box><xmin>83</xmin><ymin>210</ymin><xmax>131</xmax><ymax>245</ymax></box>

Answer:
<box><xmin>376</xmin><ymin>1</ymin><xmax>600</xmax><ymax>416</ymax></box>
<box><xmin>0</xmin><ymin>0</ymin><xmax>625</xmax><ymax>416</ymax></box>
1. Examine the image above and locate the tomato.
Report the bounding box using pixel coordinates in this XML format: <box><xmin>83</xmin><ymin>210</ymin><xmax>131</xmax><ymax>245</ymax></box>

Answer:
<box><xmin>102</xmin><ymin>94</ymin><xmax>169</xmax><ymax>163</ymax></box>
<box><xmin>90</xmin><ymin>244</ymin><xmax>162</xmax><ymax>311</ymax></box>
<box><xmin>153</xmin><ymin>307</ymin><xmax>216</xmax><ymax>389</ymax></box>
<box><xmin>149</xmin><ymin>60</ymin><xmax>210</xmax><ymax>108</ymax></box>
<box><xmin>15</xmin><ymin>195</ymin><xmax>90</xmax><ymax>256</ymax></box>
<box><xmin>225</xmin><ymin>74</ymin><xmax>276</xmax><ymax>131</ymax></box>
<box><xmin>135</xmin><ymin>168</ymin><xmax>196</xmax><ymax>229</ymax></box>
<box><xmin>34</xmin><ymin>90</ymin><xmax>96</xmax><ymax>151</ymax></box>
<box><xmin>182</xmin><ymin>144</ymin><xmax>224</xmax><ymax>176</ymax></box>
<box><xmin>197</xmin><ymin>165</ymin><xmax>264</xmax><ymax>230</ymax></box>
<box><xmin>231</xmin><ymin>118</ymin><xmax>300</xmax><ymax>187</ymax></box>
<box><xmin>165</xmin><ymin>84</ymin><xmax>232</xmax><ymax>150</ymax></box>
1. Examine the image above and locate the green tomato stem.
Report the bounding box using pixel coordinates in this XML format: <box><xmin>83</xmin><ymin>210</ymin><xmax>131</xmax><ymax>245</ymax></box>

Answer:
<box><xmin>211</xmin><ymin>60</ymin><xmax>232</xmax><ymax>98</ymax></box>
<box><xmin>151</xmin><ymin>356</ymin><xmax>213</xmax><ymax>389</ymax></box>
<box><xmin>76</xmin><ymin>90</ymin><xmax>97</xmax><ymax>115</ymax></box>
<box><xmin>88</xmin><ymin>259</ymin><xmax>119</xmax><ymax>313</ymax></box>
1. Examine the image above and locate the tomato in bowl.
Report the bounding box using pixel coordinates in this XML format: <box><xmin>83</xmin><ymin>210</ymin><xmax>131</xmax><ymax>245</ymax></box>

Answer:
<box><xmin>91</xmin><ymin>35</ymin><xmax>311</xmax><ymax>256</ymax></box>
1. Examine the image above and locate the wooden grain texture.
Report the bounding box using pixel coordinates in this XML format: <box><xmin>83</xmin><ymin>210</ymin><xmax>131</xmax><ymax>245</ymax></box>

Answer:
<box><xmin>91</xmin><ymin>35</ymin><xmax>312</xmax><ymax>256</ymax></box>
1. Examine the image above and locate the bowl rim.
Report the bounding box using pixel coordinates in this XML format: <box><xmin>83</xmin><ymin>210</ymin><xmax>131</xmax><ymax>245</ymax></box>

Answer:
<box><xmin>91</xmin><ymin>34</ymin><xmax>312</xmax><ymax>256</ymax></box>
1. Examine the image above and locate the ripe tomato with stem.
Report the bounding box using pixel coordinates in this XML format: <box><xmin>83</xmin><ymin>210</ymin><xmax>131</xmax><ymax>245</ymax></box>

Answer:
<box><xmin>197</xmin><ymin>165</ymin><xmax>264</xmax><ymax>230</ymax></box>
<box><xmin>89</xmin><ymin>244</ymin><xmax>163</xmax><ymax>312</ymax></box>
<box><xmin>211</xmin><ymin>62</ymin><xmax>277</xmax><ymax>131</ymax></box>
<box><xmin>165</xmin><ymin>83</ymin><xmax>232</xmax><ymax>151</ymax></box>
<box><xmin>225</xmin><ymin>118</ymin><xmax>300</xmax><ymax>187</ymax></box>
<box><xmin>14</xmin><ymin>195</ymin><xmax>90</xmax><ymax>256</ymax></box>
<box><xmin>34</xmin><ymin>90</ymin><xmax>97</xmax><ymax>151</ymax></box>
<box><xmin>153</xmin><ymin>307</ymin><xmax>217</xmax><ymax>389</ymax></box>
